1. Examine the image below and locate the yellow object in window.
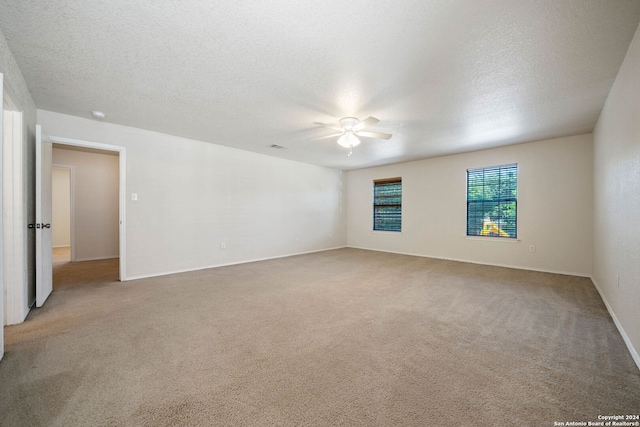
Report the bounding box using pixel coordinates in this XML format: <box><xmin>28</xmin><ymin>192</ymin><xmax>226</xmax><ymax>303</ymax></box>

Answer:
<box><xmin>480</xmin><ymin>219</ymin><xmax>510</xmax><ymax>237</ymax></box>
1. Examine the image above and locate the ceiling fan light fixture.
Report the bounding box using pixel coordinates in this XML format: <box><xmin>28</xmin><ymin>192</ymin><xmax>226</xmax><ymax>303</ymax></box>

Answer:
<box><xmin>314</xmin><ymin>116</ymin><xmax>390</xmax><ymax>156</ymax></box>
<box><xmin>337</xmin><ymin>130</ymin><xmax>360</xmax><ymax>148</ymax></box>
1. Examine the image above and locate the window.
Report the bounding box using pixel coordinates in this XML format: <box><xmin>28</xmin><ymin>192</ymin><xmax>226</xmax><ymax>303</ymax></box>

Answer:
<box><xmin>373</xmin><ymin>178</ymin><xmax>402</xmax><ymax>232</ymax></box>
<box><xmin>467</xmin><ymin>164</ymin><xmax>517</xmax><ymax>238</ymax></box>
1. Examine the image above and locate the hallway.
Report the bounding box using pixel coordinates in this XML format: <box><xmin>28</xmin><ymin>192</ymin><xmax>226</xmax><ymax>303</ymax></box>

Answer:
<box><xmin>53</xmin><ymin>247</ymin><xmax>119</xmax><ymax>290</ymax></box>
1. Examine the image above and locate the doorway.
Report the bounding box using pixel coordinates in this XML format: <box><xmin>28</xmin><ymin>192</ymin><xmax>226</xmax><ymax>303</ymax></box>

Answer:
<box><xmin>34</xmin><ymin>132</ymin><xmax>126</xmax><ymax>307</ymax></box>
<box><xmin>46</xmin><ymin>135</ymin><xmax>127</xmax><ymax>283</ymax></box>
<box><xmin>50</xmin><ymin>145</ymin><xmax>121</xmax><ymax>289</ymax></box>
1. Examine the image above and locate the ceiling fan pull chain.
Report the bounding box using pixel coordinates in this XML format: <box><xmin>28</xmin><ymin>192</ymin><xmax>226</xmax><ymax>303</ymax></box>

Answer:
<box><xmin>348</xmin><ymin>146</ymin><xmax>353</xmax><ymax>156</ymax></box>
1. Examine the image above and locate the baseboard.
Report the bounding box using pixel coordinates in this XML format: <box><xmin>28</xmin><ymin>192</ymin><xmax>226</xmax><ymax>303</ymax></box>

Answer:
<box><xmin>124</xmin><ymin>246</ymin><xmax>348</xmax><ymax>281</ymax></box>
<box><xmin>74</xmin><ymin>255</ymin><xmax>119</xmax><ymax>262</ymax></box>
<box><xmin>590</xmin><ymin>277</ymin><xmax>640</xmax><ymax>372</ymax></box>
<box><xmin>347</xmin><ymin>246</ymin><xmax>591</xmax><ymax>278</ymax></box>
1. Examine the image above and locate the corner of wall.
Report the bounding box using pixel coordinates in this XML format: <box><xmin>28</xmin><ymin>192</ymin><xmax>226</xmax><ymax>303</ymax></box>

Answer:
<box><xmin>591</xmin><ymin>19</ymin><xmax>640</xmax><ymax>373</ymax></box>
<box><xmin>590</xmin><ymin>276</ymin><xmax>640</xmax><ymax>371</ymax></box>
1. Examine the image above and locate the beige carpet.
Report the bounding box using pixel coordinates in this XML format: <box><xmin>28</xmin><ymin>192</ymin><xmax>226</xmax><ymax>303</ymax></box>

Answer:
<box><xmin>1</xmin><ymin>248</ymin><xmax>639</xmax><ymax>426</ymax></box>
<box><xmin>52</xmin><ymin>247</ymin><xmax>119</xmax><ymax>291</ymax></box>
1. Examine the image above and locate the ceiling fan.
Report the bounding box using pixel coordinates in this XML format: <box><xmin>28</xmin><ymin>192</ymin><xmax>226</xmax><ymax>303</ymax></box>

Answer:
<box><xmin>313</xmin><ymin>116</ymin><xmax>392</xmax><ymax>156</ymax></box>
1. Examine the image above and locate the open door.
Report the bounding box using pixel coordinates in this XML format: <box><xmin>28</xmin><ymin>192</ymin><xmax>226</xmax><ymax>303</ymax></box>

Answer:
<box><xmin>35</xmin><ymin>125</ymin><xmax>53</xmax><ymax>307</ymax></box>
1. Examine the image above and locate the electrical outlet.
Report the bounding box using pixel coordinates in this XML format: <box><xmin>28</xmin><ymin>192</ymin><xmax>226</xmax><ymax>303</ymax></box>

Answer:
<box><xmin>220</xmin><ymin>242</ymin><xmax>226</xmax><ymax>250</ymax></box>
<box><xmin>131</xmin><ymin>193</ymin><xmax>138</xmax><ymax>201</ymax></box>
<box><xmin>529</xmin><ymin>245</ymin><xmax>535</xmax><ymax>253</ymax></box>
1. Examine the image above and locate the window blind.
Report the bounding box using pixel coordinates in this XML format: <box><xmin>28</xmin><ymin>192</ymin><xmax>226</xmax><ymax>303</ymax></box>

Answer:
<box><xmin>466</xmin><ymin>164</ymin><xmax>517</xmax><ymax>238</ymax></box>
<box><xmin>373</xmin><ymin>178</ymin><xmax>402</xmax><ymax>232</ymax></box>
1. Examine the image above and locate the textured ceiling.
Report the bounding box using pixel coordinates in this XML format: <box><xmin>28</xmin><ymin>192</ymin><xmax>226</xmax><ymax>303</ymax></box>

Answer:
<box><xmin>1</xmin><ymin>1</ymin><xmax>640</xmax><ymax>170</ymax></box>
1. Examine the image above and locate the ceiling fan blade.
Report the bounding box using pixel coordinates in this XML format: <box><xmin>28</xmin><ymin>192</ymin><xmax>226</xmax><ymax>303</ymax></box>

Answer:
<box><xmin>313</xmin><ymin>122</ymin><xmax>344</xmax><ymax>132</ymax></box>
<box><xmin>353</xmin><ymin>116</ymin><xmax>380</xmax><ymax>131</ymax></box>
<box><xmin>313</xmin><ymin>132</ymin><xmax>344</xmax><ymax>140</ymax></box>
<box><xmin>356</xmin><ymin>131</ymin><xmax>392</xmax><ymax>140</ymax></box>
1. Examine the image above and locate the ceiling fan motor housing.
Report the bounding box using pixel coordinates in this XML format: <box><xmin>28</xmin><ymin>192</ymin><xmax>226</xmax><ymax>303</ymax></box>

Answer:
<box><xmin>339</xmin><ymin>117</ymin><xmax>360</xmax><ymax>130</ymax></box>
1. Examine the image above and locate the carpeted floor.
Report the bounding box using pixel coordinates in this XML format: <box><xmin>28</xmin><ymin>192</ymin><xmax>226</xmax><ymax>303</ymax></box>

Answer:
<box><xmin>51</xmin><ymin>246</ymin><xmax>119</xmax><ymax>291</ymax></box>
<box><xmin>1</xmin><ymin>248</ymin><xmax>639</xmax><ymax>426</ymax></box>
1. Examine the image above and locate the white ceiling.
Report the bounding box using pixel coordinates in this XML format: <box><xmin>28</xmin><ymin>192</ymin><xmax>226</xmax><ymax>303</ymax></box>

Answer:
<box><xmin>1</xmin><ymin>1</ymin><xmax>640</xmax><ymax>170</ymax></box>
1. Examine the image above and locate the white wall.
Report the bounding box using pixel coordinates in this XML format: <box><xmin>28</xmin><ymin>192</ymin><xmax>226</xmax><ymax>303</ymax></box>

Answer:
<box><xmin>1</xmin><ymin>75</ymin><xmax>3</xmax><ymax>359</ymax></box>
<box><xmin>51</xmin><ymin>167</ymin><xmax>71</xmax><ymax>247</ymax></box>
<box><xmin>39</xmin><ymin>110</ymin><xmax>347</xmax><ymax>279</ymax></box>
<box><xmin>1</xmin><ymin>30</ymin><xmax>38</xmax><ymax>357</ymax></box>
<box><xmin>593</xmin><ymin>22</ymin><xmax>640</xmax><ymax>368</ymax></box>
<box><xmin>52</xmin><ymin>148</ymin><xmax>119</xmax><ymax>261</ymax></box>
<box><xmin>347</xmin><ymin>134</ymin><xmax>593</xmax><ymax>276</ymax></box>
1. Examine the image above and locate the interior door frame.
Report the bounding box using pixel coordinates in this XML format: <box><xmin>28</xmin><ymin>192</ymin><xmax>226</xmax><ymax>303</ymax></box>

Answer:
<box><xmin>47</xmin><ymin>135</ymin><xmax>127</xmax><ymax>281</ymax></box>
<box><xmin>2</xmin><ymin>89</ymin><xmax>27</xmax><ymax>324</ymax></box>
<box><xmin>1</xmin><ymin>73</ymin><xmax>4</xmax><ymax>361</ymax></box>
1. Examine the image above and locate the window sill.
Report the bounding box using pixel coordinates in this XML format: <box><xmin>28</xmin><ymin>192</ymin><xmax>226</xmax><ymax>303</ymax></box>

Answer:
<box><xmin>372</xmin><ymin>230</ymin><xmax>403</xmax><ymax>235</ymax></box>
<box><xmin>465</xmin><ymin>236</ymin><xmax>520</xmax><ymax>243</ymax></box>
